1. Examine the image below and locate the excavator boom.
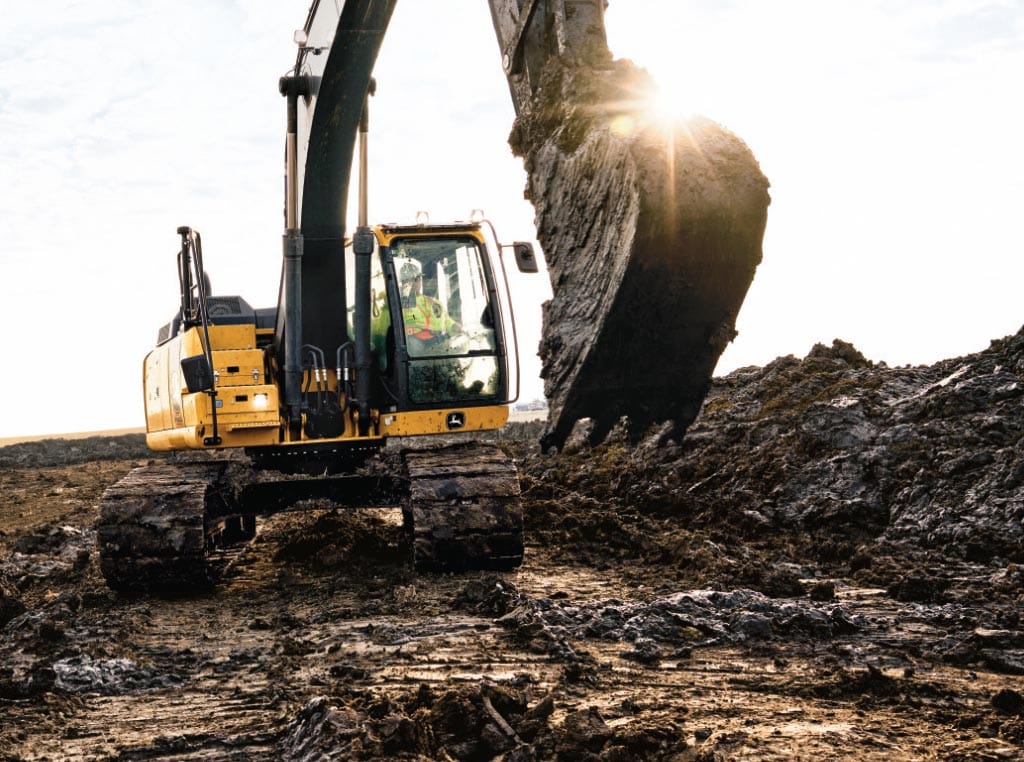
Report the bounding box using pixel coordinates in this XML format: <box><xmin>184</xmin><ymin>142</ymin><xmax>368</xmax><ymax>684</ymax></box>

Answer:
<box><xmin>279</xmin><ymin>0</ymin><xmax>589</xmax><ymax>404</ymax></box>
<box><xmin>285</xmin><ymin>1</ymin><xmax>769</xmax><ymax>447</ymax></box>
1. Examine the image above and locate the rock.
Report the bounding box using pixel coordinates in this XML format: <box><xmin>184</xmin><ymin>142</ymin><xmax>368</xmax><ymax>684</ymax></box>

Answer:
<box><xmin>991</xmin><ymin>688</ymin><xmax>1024</xmax><ymax>715</ymax></box>
<box><xmin>762</xmin><ymin>567</ymin><xmax>807</xmax><ymax>598</ymax></box>
<box><xmin>808</xmin><ymin>581</ymin><xmax>836</xmax><ymax>601</ymax></box>
<box><xmin>52</xmin><ymin>654</ymin><xmax>179</xmax><ymax>695</ymax></box>
<box><xmin>733</xmin><ymin>613</ymin><xmax>773</xmax><ymax>639</ymax></box>
<box><xmin>0</xmin><ymin>572</ymin><xmax>26</xmax><ymax>626</ymax></box>
<box><xmin>456</xmin><ymin>576</ymin><xmax>519</xmax><ymax>616</ymax></box>
<box><xmin>524</xmin><ymin>694</ymin><xmax>555</xmax><ymax>722</ymax></box>
<box><xmin>889</xmin><ymin>572</ymin><xmax>949</xmax><ymax>604</ymax></box>
<box><xmin>279</xmin><ymin>697</ymin><xmax>364</xmax><ymax>761</ymax></box>
<box><xmin>560</xmin><ymin>707</ymin><xmax>612</xmax><ymax>753</ymax></box>
<box><xmin>620</xmin><ymin>637</ymin><xmax>662</xmax><ymax>664</ymax></box>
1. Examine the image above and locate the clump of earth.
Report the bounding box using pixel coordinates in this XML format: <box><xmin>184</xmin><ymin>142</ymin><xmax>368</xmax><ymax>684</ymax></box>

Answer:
<box><xmin>2</xmin><ymin>328</ymin><xmax>1023</xmax><ymax>759</ymax></box>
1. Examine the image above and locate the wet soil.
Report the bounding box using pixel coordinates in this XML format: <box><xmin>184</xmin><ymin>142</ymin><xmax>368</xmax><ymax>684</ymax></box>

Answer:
<box><xmin>506</xmin><ymin>14</ymin><xmax>770</xmax><ymax>450</ymax></box>
<box><xmin>3</xmin><ymin>330</ymin><xmax>1024</xmax><ymax>759</ymax></box>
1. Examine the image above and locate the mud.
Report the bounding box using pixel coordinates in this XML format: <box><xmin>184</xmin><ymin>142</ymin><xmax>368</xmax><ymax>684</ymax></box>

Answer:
<box><xmin>3</xmin><ymin>329</ymin><xmax>1024</xmax><ymax>759</ymax></box>
<box><xmin>505</xmin><ymin>5</ymin><xmax>770</xmax><ymax>450</ymax></box>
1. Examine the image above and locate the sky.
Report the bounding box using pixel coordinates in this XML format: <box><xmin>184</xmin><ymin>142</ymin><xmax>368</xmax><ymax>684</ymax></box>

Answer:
<box><xmin>1</xmin><ymin>1</ymin><xmax>1022</xmax><ymax>437</ymax></box>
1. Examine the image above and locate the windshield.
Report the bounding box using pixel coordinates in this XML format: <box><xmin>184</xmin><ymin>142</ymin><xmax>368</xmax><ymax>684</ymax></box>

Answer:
<box><xmin>388</xmin><ymin>236</ymin><xmax>501</xmax><ymax>404</ymax></box>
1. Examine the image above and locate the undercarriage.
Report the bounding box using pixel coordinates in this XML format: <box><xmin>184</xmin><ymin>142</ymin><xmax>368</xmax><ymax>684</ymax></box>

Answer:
<box><xmin>96</xmin><ymin>441</ymin><xmax>523</xmax><ymax>592</ymax></box>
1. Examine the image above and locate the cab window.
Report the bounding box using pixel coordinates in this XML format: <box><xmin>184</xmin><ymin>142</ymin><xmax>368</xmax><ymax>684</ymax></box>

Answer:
<box><xmin>390</xmin><ymin>237</ymin><xmax>500</xmax><ymax>404</ymax></box>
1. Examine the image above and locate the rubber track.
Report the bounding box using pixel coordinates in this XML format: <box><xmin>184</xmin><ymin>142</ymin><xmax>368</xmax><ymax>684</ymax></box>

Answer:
<box><xmin>403</xmin><ymin>442</ymin><xmax>524</xmax><ymax>572</ymax></box>
<box><xmin>96</xmin><ymin>462</ymin><xmax>237</xmax><ymax>592</ymax></box>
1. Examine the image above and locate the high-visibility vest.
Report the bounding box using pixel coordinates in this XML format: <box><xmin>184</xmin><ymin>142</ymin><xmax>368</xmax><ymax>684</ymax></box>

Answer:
<box><xmin>403</xmin><ymin>295</ymin><xmax>452</xmax><ymax>339</ymax></box>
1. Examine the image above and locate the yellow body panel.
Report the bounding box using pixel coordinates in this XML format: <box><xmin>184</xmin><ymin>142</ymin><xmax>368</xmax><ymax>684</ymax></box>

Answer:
<box><xmin>145</xmin><ymin>326</ymin><xmax>281</xmax><ymax>451</ymax></box>
<box><xmin>147</xmin><ymin>425</ymin><xmax>280</xmax><ymax>450</ymax></box>
<box><xmin>207</xmin><ymin>349</ymin><xmax>267</xmax><ymax>387</ymax></box>
<box><xmin>146</xmin><ymin>226</ymin><xmax>510</xmax><ymax>454</ymax></box>
<box><xmin>379</xmin><ymin>405</ymin><xmax>509</xmax><ymax>437</ymax></box>
<box><xmin>375</xmin><ymin>226</ymin><xmax>486</xmax><ymax>247</ymax></box>
<box><xmin>181</xmin><ymin>324</ymin><xmax>258</xmax><ymax>353</ymax></box>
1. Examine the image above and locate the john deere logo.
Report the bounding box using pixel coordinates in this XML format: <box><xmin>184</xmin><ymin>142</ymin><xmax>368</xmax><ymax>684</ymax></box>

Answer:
<box><xmin>446</xmin><ymin>412</ymin><xmax>466</xmax><ymax>430</ymax></box>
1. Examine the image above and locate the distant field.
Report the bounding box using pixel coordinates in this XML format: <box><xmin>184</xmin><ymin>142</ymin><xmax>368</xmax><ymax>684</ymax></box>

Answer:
<box><xmin>0</xmin><ymin>411</ymin><xmax>545</xmax><ymax>448</ymax></box>
<box><xmin>508</xmin><ymin>409</ymin><xmax>546</xmax><ymax>423</ymax></box>
<box><xmin>0</xmin><ymin>427</ymin><xmax>146</xmax><ymax>448</ymax></box>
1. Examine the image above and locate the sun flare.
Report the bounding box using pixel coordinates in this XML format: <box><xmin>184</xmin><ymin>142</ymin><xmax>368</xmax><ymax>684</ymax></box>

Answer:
<box><xmin>644</xmin><ymin>80</ymin><xmax>701</xmax><ymax>129</ymax></box>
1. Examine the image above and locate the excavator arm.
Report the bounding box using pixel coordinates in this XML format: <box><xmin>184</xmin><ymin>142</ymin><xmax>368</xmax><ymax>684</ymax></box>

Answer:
<box><xmin>277</xmin><ymin>0</ymin><xmax>607</xmax><ymax>430</ymax></box>
<box><xmin>288</xmin><ymin>0</ymin><xmax>600</xmax><ymax>235</ymax></box>
<box><xmin>281</xmin><ymin>0</ymin><xmax>769</xmax><ymax>448</ymax></box>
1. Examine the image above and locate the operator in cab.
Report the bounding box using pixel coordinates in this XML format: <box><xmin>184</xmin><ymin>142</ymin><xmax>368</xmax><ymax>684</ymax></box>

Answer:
<box><xmin>399</xmin><ymin>261</ymin><xmax>460</xmax><ymax>356</ymax></box>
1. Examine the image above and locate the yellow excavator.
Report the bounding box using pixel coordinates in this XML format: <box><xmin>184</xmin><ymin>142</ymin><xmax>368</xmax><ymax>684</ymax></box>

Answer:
<box><xmin>97</xmin><ymin>0</ymin><xmax>769</xmax><ymax>591</ymax></box>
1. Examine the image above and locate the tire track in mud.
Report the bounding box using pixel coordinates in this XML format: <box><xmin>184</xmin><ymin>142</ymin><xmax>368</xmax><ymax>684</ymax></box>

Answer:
<box><xmin>8</xmin><ymin>514</ymin><xmax>559</xmax><ymax>760</ymax></box>
<box><xmin>4</xmin><ymin>509</ymin><xmax>1024</xmax><ymax>760</ymax></box>
<box><xmin>26</xmin><ymin>565</ymin><xmax>286</xmax><ymax>760</ymax></box>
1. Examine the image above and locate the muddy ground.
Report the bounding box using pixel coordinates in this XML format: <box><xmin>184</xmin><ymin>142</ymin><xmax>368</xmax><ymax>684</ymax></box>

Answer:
<box><xmin>3</xmin><ymin>330</ymin><xmax>1024</xmax><ymax>760</ymax></box>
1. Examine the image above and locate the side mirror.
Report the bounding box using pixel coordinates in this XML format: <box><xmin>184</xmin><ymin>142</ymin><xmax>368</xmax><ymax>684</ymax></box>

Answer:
<box><xmin>512</xmin><ymin>242</ymin><xmax>539</xmax><ymax>273</ymax></box>
<box><xmin>181</xmin><ymin>354</ymin><xmax>214</xmax><ymax>393</ymax></box>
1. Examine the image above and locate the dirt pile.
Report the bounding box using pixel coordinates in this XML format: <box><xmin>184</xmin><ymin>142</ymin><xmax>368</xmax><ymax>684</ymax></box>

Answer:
<box><xmin>498</xmin><ymin>587</ymin><xmax>862</xmax><ymax>656</ymax></box>
<box><xmin>0</xmin><ymin>569</ymin><xmax>24</xmax><ymax>626</ymax></box>
<box><xmin>280</xmin><ymin>678</ymin><xmax>690</xmax><ymax>761</ymax></box>
<box><xmin>521</xmin><ymin>328</ymin><xmax>1024</xmax><ymax>578</ymax></box>
<box><xmin>0</xmin><ymin>433</ymin><xmax>147</xmax><ymax>469</ymax></box>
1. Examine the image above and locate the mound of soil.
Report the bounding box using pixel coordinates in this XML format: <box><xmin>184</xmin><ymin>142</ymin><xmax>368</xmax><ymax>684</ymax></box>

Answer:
<box><xmin>1</xmin><ymin>328</ymin><xmax>1023</xmax><ymax>759</ymax></box>
<box><xmin>520</xmin><ymin>329</ymin><xmax>1024</xmax><ymax>583</ymax></box>
<box><xmin>0</xmin><ymin>433</ymin><xmax>148</xmax><ymax>469</ymax></box>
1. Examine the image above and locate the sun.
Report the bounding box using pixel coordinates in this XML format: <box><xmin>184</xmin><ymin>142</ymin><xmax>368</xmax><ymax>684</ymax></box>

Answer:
<box><xmin>603</xmin><ymin>2</ymin><xmax>732</xmax><ymax>117</ymax></box>
<box><xmin>606</xmin><ymin>79</ymin><xmax>699</xmax><ymax>139</ymax></box>
<box><xmin>645</xmin><ymin>81</ymin><xmax>700</xmax><ymax>126</ymax></box>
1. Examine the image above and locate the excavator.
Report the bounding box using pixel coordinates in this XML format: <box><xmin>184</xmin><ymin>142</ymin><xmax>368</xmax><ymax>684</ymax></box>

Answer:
<box><xmin>97</xmin><ymin>0</ymin><xmax>769</xmax><ymax>591</ymax></box>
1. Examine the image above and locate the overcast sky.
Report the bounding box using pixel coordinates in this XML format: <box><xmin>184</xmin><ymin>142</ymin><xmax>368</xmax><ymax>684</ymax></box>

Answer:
<box><xmin>1</xmin><ymin>1</ymin><xmax>1022</xmax><ymax>437</ymax></box>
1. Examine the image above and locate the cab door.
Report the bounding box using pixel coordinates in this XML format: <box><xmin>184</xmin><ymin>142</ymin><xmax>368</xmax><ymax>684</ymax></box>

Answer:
<box><xmin>383</xmin><ymin>235</ymin><xmax>508</xmax><ymax>408</ymax></box>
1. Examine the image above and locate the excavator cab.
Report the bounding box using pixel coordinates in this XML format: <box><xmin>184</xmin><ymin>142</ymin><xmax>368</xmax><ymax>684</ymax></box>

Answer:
<box><xmin>360</xmin><ymin>225</ymin><xmax>508</xmax><ymax>411</ymax></box>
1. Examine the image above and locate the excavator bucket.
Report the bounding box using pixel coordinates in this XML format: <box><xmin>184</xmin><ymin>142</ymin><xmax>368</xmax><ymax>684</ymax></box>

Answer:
<box><xmin>488</xmin><ymin>0</ymin><xmax>770</xmax><ymax>448</ymax></box>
